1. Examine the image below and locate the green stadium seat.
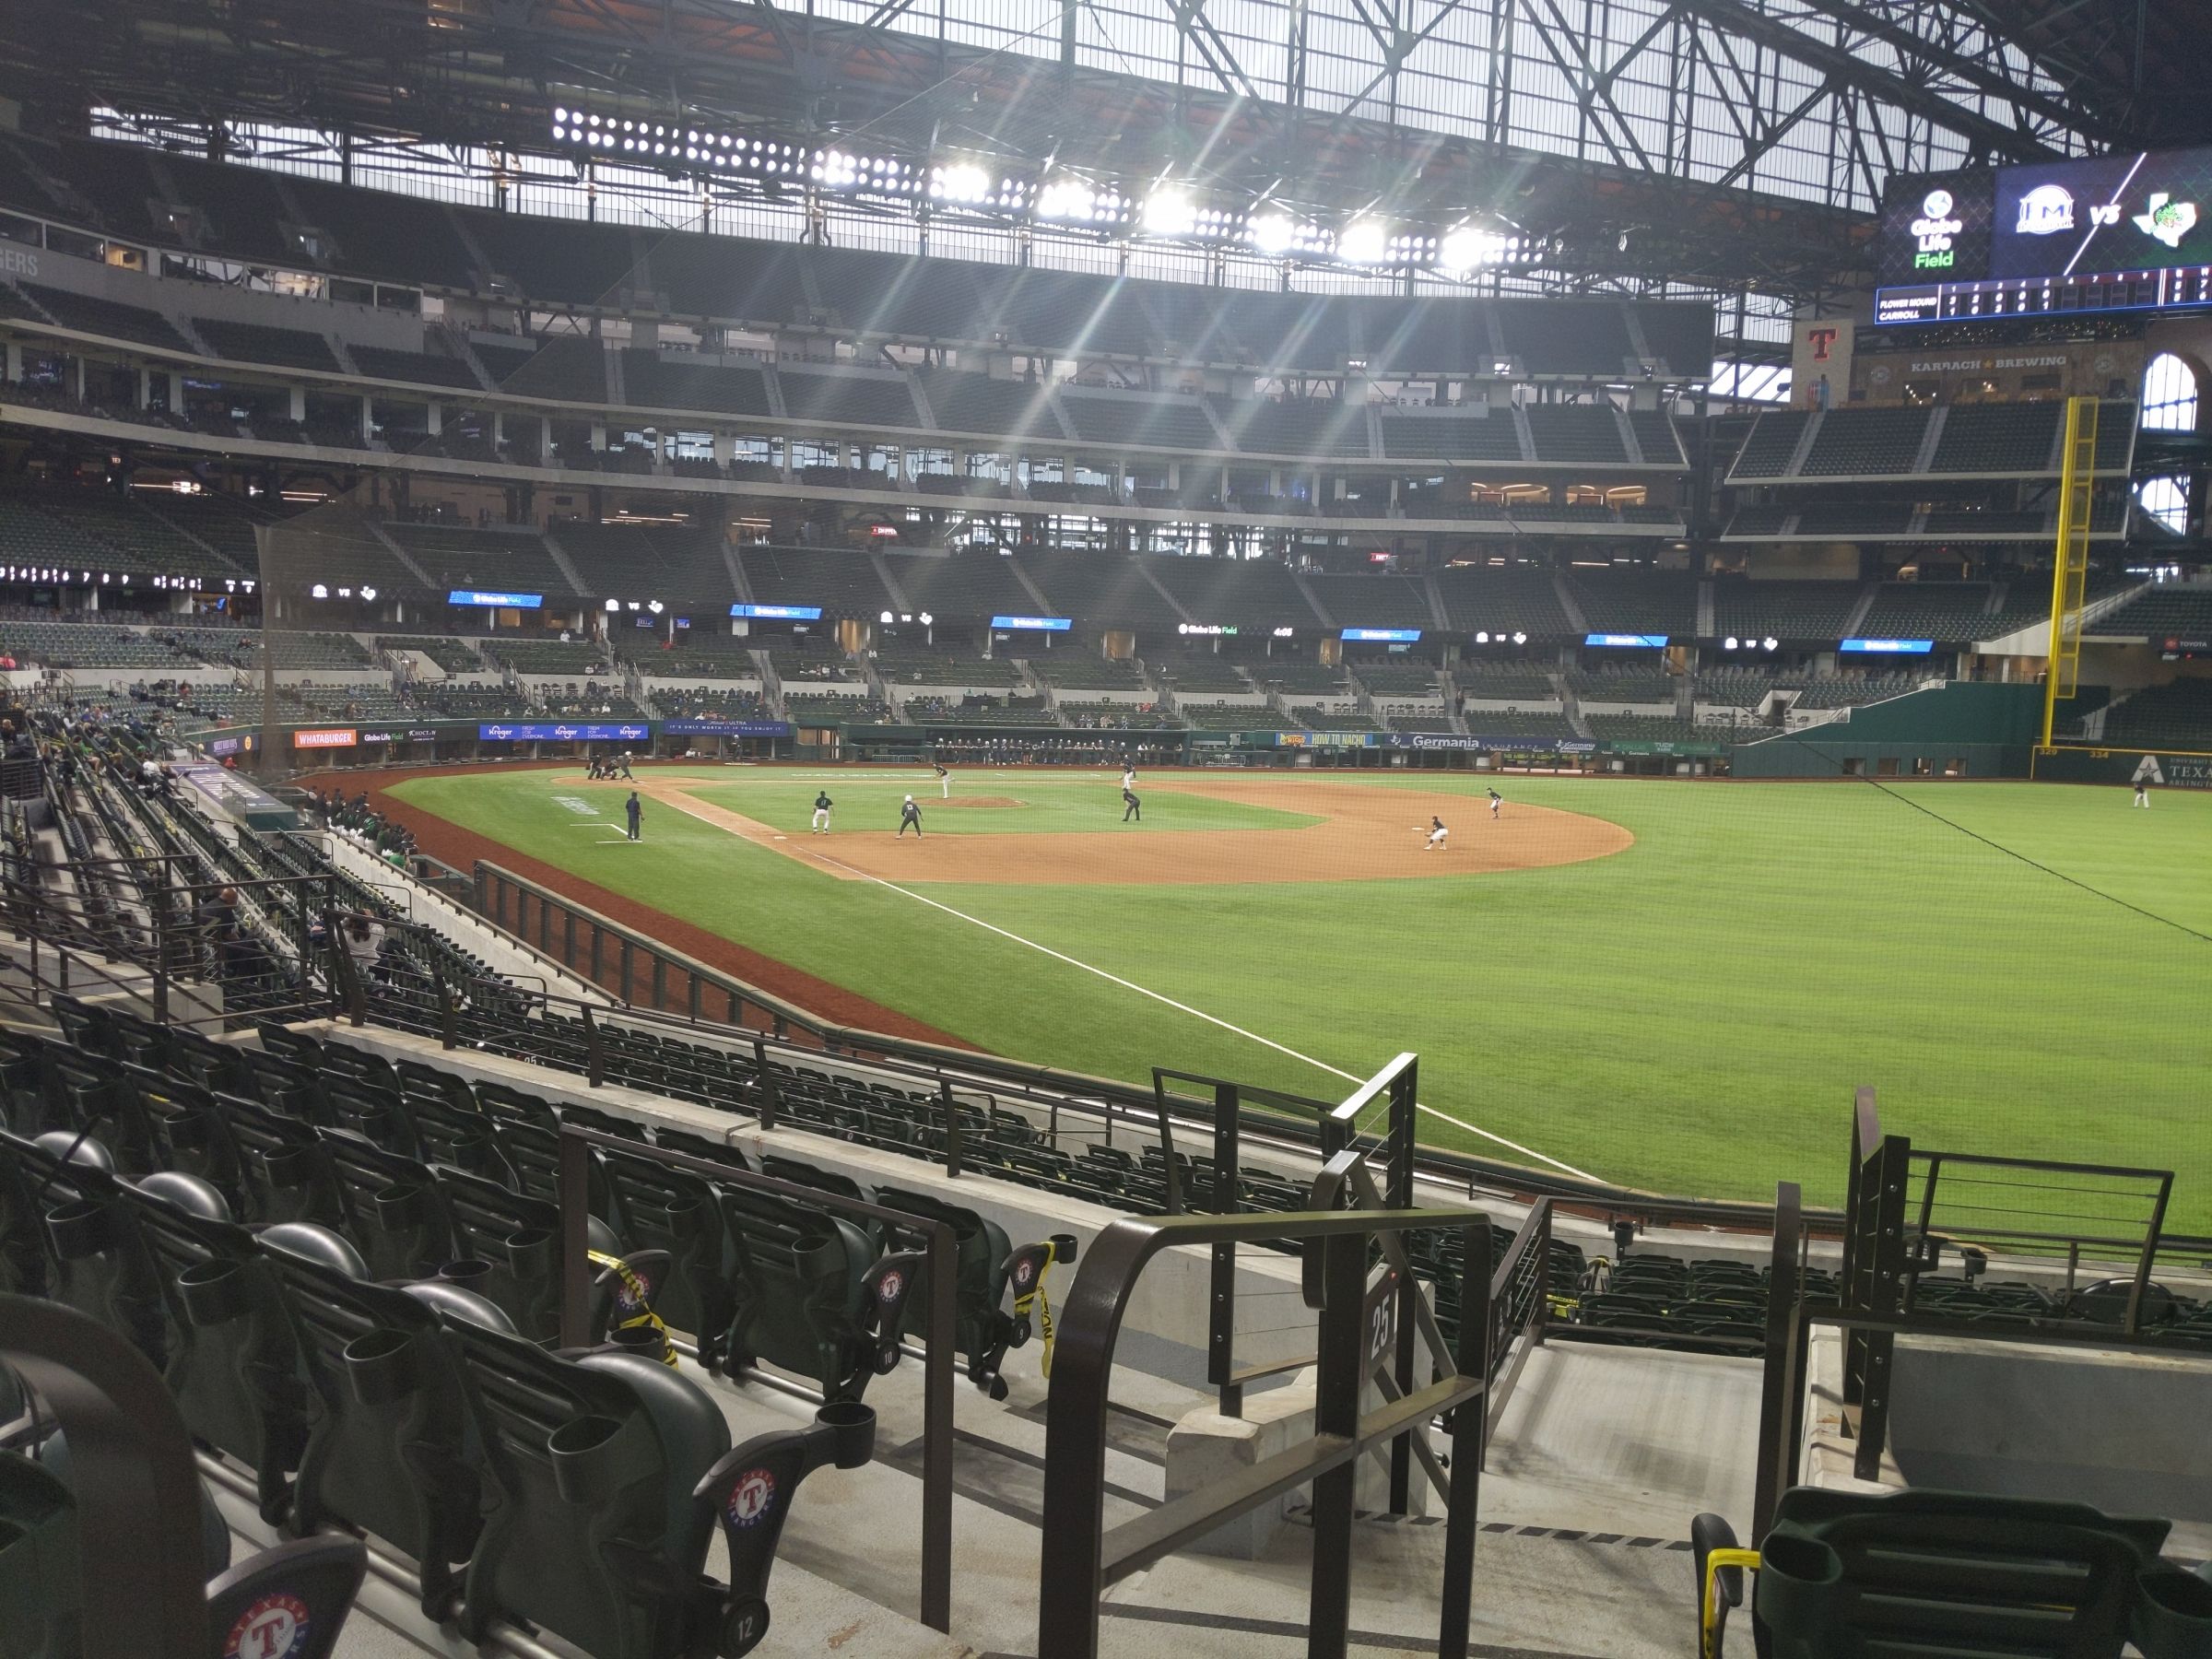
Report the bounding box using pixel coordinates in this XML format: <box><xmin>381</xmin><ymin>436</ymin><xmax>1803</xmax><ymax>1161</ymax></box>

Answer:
<box><xmin>263</xmin><ymin>1225</ymin><xmax>500</xmax><ymax>1618</ymax></box>
<box><xmin>1693</xmin><ymin>1488</ymin><xmax>2212</xmax><ymax>1658</ymax></box>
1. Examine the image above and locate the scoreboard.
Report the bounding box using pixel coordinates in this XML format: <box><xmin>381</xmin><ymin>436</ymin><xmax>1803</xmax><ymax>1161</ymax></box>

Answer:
<box><xmin>1875</xmin><ymin>147</ymin><xmax>2212</xmax><ymax>325</ymax></box>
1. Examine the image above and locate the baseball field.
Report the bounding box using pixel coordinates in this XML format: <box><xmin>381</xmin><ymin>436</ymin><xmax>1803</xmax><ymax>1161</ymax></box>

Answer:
<box><xmin>377</xmin><ymin>764</ymin><xmax>2212</xmax><ymax>1226</ymax></box>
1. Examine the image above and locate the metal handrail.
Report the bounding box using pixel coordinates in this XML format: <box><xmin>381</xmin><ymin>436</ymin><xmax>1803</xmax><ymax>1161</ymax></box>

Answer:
<box><xmin>551</xmin><ymin>1123</ymin><xmax>959</xmax><ymax>1634</ymax></box>
<box><xmin>1037</xmin><ymin>1201</ymin><xmax>1495</xmax><ymax>1659</ymax></box>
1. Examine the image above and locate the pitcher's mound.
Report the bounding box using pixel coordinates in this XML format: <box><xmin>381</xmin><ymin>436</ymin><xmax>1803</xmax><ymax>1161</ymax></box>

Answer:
<box><xmin>937</xmin><ymin>796</ymin><xmax>1023</xmax><ymax>809</ymax></box>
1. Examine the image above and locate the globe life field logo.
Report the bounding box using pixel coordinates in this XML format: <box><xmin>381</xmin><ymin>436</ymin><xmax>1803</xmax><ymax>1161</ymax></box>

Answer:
<box><xmin>1912</xmin><ymin>188</ymin><xmax>1964</xmax><ymax>270</ymax></box>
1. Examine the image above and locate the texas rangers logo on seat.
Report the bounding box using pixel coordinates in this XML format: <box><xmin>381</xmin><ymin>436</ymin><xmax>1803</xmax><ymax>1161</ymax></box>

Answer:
<box><xmin>1014</xmin><ymin>1259</ymin><xmax>1035</xmax><ymax>1288</ymax></box>
<box><xmin>225</xmin><ymin>1593</ymin><xmax>312</xmax><ymax>1659</ymax></box>
<box><xmin>727</xmin><ymin>1467</ymin><xmax>778</xmax><ymax>1528</ymax></box>
<box><xmin>877</xmin><ymin>1269</ymin><xmax>905</xmax><ymax>1304</ymax></box>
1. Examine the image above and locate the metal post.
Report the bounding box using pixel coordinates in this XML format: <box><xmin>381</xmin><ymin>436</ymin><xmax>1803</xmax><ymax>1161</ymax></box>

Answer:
<box><xmin>919</xmin><ymin>1225</ymin><xmax>956</xmax><ymax>1632</ymax></box>
<box><xmin>555</xmin><ymin>1131</ymin><xmax>594</xmax><ymax>1350</ymax></box>
<box><xmin>2125</xmin><ymin>1174</ymin><xmax>2171</xmax><ymax>1335</ymax></box>
<box><xmin>940</xmin><ymin>1077</ymin><xmax>963</xmax><ymax>1178</ymax></box>
<box><xmin>754</xmin><ymin>1036</ymin><xmax>778</xmax><ymax>1131</ymax></box>
<box><xmin>1306</xmin><ymin>1226</ymin><xmax>1367</xmax><ymax>1659</ymax></box>
<box><xmin>582</xmin><ymin>1004</ymin><xmax>606</xmax><ymax>1088</ymax></box>
<box><xmin>1752</xmin><ymin>1182</ymin><xmax>1804</xmax><ymax>1536</ymax></box>
<box><xmin>434</xmin><ymin>961</ymin><xmax>457</xmax><ymax>1050</ymax></box>
<box><xmin>1438</xmin><ymin>1220</ymin><xmax>1490</xmax><ymax>1659</ymax></box>
<box><xmin>1209</xmin><ymin>1079</ymin><xmax>1241</xmax><ymax>1416</ymax></box>
<box><xmin>1387</xmin><ymin>1060</ymin><xmax>1417</xmax><ymax>1514</ymax></box>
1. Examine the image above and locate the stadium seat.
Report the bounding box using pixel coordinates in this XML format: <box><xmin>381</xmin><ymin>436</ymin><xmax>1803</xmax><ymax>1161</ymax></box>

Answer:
<box><xmin>264</xmin><ymin>1225</ymin><xmax>502</xmax><ymax>1618</ymax></box>
<box><xmin>446</xmin><ymin>1317</ymin><xmax>735</xmax><ymax>1656</ymax></box>
<box><xmin>872</xmin><ymin>1183</ymin><xmax>1071</xmax><ymax>1399</ymax></box>
<box><xmin>1692</xmin><ymin>1488</ymin><xmax>2212</xmax><ymax>1658</ymax></box>
<box><xmin>715</xmin><ymin>1183</ymin><xmax>921</xmax><ymax>1402</ymax></box>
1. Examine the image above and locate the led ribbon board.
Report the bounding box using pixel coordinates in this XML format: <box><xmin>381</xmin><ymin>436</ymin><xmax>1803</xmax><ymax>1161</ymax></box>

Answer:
<box><xmin>1876</xmin><ymin>147</ymin><xmax>2212</xmax><ymax>324</ymax></box>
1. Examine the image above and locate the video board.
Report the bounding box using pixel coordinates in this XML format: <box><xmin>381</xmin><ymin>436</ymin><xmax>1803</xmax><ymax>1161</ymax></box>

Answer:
<box><xmin>1875</xmin><ymin>147</ymin><xmax>2212</xmax><ymax>325</ymax></box>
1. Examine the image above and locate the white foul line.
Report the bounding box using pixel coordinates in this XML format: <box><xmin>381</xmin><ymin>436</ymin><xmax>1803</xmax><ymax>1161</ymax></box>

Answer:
<box><xmin>799</xmin><ymin>846</ymin><xmax>1599</xmax><ymax>1182</ymax></box>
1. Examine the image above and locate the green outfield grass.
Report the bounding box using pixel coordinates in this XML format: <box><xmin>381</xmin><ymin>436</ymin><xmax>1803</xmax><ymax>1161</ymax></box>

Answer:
<box><xmin>388</xmin><ymin>766</ymin><xmax>2212</xmax><ymax>1227</ymax></box>
<box><xmin>686</xmin><ymin>776</ymin><xmax>1319</xmax><ymax>835</ymax></box>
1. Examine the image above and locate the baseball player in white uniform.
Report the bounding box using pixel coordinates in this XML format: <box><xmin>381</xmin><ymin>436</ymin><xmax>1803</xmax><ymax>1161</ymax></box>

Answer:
<box><xmin>1488</xmin><ymin>788</ymin><xmax>1502</xmax><ymax>819</ymax></box>
<box><xmin>934</xmin><ymin>760</ymin><xmax>951</xmax><ymax>799</ymax></box>
<box><xmin>1121</xmin><ymin>765</ymin><xmax>1136</xmax><ymax>793</ymax></box>
<box><xmin>1424</xmin><ymin>815</ymin><xmax>1449</xmax><ymax>851</ymax></box>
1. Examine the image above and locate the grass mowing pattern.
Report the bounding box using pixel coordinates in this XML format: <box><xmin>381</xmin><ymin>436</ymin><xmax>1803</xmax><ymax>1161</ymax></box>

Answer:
<box><xmin>389</xmin><ymin>767</ymin><xmax>2212</xmax><ymax>1225</ymax></box>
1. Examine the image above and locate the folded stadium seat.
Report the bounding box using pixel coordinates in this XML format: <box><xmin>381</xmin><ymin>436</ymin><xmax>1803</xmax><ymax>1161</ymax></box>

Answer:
<box><xmin>395</xmin><ymin>1056</ymin><xmax>477</xmax><ymax>1115</ymax></box>
<box><xmin>238</xmin><ymin>1047</ymin><xmax>327</xmax><ymax>1124</ymax></box>
<box><xmin>122</xmin><ymin>1176</ymin><xmax>308</xmax><ymax>1520</ymax></box>
<box><xmin>396</xmin><ymin>1088</ymin><xmax>517</xmax><ymax>1188</ymax></box>
<box><xmin>11</xmin><ymin>1137</ymin><xmax>169</xmax><ymax>1359</ymax></box>
<box><xmin>873</xmin><ymin>1184</ymin><xmax>1069</xmax><ymax>1399</ymax></box>
<box><xmin>448</xmin><ymin>1312</ymin><xmax>875</xmax><ymax>1659</ymax></box>
<box><xmin>474</xmin><ymin>1078</ymin><xmax>561</xmax><ymax>1132</ymax></box>
<box><xmin>714</xmin><ymin>1183</ymin><xmax>920</xmax><ymax>1402</ymax></box>
<box><xmin>1692</xmin><ymin>1487</ymin><xmax>2212</xmax><ymax>1658</ymax></box>
<box><xmin>135</xmin><ymin>1077</ymin><xmax>251</xmax><ymax>1214</ymax></box>
<box><xmin>428</xmin><ymin>1165</ymin><xmax>576</xmax><ymax>1342</ymax></box>
<box><xmin>318</xmin><ymin>1130</ymin><xmax>464</xmax><ymax>1283</ymax></box>
<box><xmin>204</xmin><ymin>1088</ymin><xmax>345</xmax><ymax>1228</ymax></box>
<box><xmin>37</xmin><ymin>1052</ymin><xmax>171</xmax><ymax>1178</ymax></box>
<box><xmin>263</xmin><ymin>1225</ymin><xmax>502</xmax><ymax>1618</ymax></box>
<box><xmin>599</xmin><ymin>1145</ymin><xmax>738</xmax><ymax>1374</ymax></box>
<box><xmin>494</xmin><ymin>1115</ymin><xmax>621</xmax><ymax>1229</ymax></box>
<box><xmin>760</xmin><ymin>1156</ymin><xmax>885</xmax><ymax>1249</ymax></box>
<box><xmin>319</xmin><ymin>1078</ymin><xmax>429</xmax><ymax>1163</ymax></box>
<box><xmin>256</xmin><ymin>1022</ymin><xmax>324</xmax><ymax>1070</ymax></box>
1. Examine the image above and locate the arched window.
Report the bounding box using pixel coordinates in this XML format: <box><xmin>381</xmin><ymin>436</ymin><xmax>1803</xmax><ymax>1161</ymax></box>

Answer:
<box><xmin>2143</xmin><ymin>353</ymin><xmax>2197</xmax><ymax>432</ymax></box>
<box><xmin>2136</xmin><ymin>356</ymin><xmax>2197</xmax><ymax>533</ymax></box>
<box><xmin>2138</xmin><ymin>475</ymin><xmax>2189</xmax><ymax>534</ymax></box>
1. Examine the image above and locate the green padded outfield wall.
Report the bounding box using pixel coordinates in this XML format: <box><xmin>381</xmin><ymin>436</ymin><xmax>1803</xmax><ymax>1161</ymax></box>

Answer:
<box><xmin>1731</xmin><ymin>682</ymin><xmax>2047</xmax><ymax>780</ymax></box>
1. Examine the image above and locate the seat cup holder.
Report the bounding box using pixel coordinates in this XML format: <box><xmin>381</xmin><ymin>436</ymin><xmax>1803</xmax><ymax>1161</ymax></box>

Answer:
<box><xmin>43</xmin><ymin>1199</ymin><xmax>112</xmax><ymax>1262</ymax></box>
<box><xmin>547</xmin><ymin>1413</ymin><xmax>649</xmax><ymax>1505</ymax></box>
<box><xmin>794</xmin><ymin>1234</ymin><xmax>842</xmax><ymax>1284</ymax></box>
<box><xmin>342</xmin><ymin>1326</ymin><xmax>424</xmax><ymax>1406</ymax></box>
<box><xmin>813</xmin><ymin>1401</ymin><xmax>877</xmax><ymax>1470</ymax></box>
<box><xmin>372</xmin><ymin>1182</ymin><xmax>428</xmax><ymax>1232</ymax></box>
<box><xmin>605</xmin><ymin>1324</ymin><xmax>670</xmax><ymax>1363</ymax></box>
<box><xmin>2136</xmin><ymin>1564</ymin><xmax>2212</xmax><ymax>1651</ymax></box>
<box><xmin>504</xmin><ymin>1227</ymin><xmax>554</xmax><ymax>1277</ymax></box>
<box><xmin>177</xmin><ymin>1257</ymin><xmax>252</xmax><ymax>1327</ymax></box>
<box><xmin>438</xmin><ymin>1257</ymin><xmax>494</xmax><ymax>1288</ymax></box>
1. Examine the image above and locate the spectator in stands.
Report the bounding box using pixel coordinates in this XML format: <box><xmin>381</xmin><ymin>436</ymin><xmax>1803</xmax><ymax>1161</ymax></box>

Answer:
<box><xmin>341</xmin><ymin>912</ymin><xmax>385</xmax><ymax>977</ymax></box>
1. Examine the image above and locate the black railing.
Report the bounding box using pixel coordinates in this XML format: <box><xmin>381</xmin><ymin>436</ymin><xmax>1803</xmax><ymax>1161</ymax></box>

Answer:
<box><xmin>1037</xmin><ymin>1196</ymin><xmax>1496</xmax><ymax>1659</ymax></box>
<box><xmin>1755</xmin><ymin>1095</ymin><xmax>2198</xmax><ymax>1529</ymax></box>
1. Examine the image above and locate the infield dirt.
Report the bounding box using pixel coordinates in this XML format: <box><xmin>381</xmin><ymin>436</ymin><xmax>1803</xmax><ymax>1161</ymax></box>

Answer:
<box><xmin>624</xmin><ymin>773</ymin><xmax>1631</xmax><ymax>886</ymax></box>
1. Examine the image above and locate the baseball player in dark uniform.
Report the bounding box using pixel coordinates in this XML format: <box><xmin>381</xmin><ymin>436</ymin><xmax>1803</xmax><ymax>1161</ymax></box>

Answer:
<box><xmin>1122</xmin><ymin>785</ymin><xmax>1141</xmax><ymax>822</ymax></box>
<box><xmin>898</xmin><ymin>794</ymin><xmax>924</xmax><ymax>837</ymax></box>
<box><xmin>625</xmin><ymin>791</ymin><xmax>642</xmax><ymax>841</ymax></box>
<box><xmin>811</xmin><ymin>791</ymin><xmax>833</xmax><ymax>833</ymax></box>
